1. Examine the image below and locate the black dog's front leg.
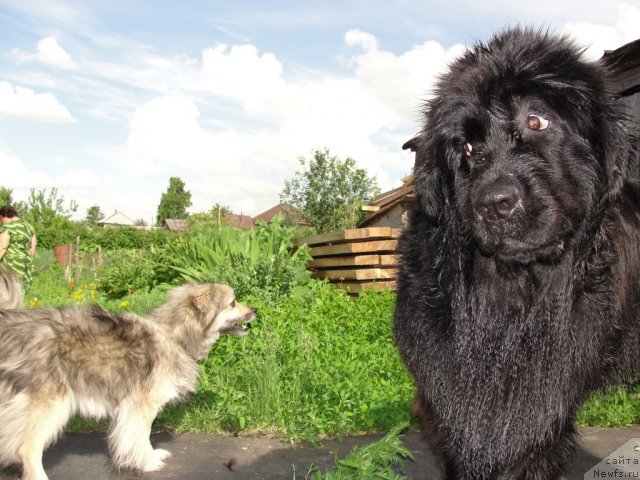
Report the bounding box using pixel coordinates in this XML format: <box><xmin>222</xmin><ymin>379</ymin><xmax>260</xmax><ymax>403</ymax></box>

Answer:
<box><xmin>501</xmin><ymin>421</ymin><xmax>577</xmax><ymax>480</ymax></box>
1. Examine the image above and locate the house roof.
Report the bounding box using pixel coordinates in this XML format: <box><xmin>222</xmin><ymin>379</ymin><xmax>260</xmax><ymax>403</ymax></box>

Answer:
<box><xmin>254</xmin><ymin>203</ymin><xmax>286</xmax><ymax>222</ymax></box>
<box><xmin>223</xmin><ymin>213</ymin><xmax>255</xmax><ymax>229</ymax></box>
<box><xmin>98</xmin><ymin>210</ymin><xmax>135</xmax><ymax>226</ymax></box>
<box><xmin>163</xmin><ymin>218</ymin><xmax>188</xmax><ymax>231</ymax></box>
<box><xmin>253</xmin><ymin>203</ymin><xmax>307</xmax><ymax>225</ymax></box>
<box><xmin>358</xmin><ymin>176</ymin><xmax>416</xmax><ymax>227</ymax></box>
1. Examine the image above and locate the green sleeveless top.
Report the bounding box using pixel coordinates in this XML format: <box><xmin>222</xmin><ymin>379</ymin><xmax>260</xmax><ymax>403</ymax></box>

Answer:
<box><xmin>1</xmin><ymin>218</ymin><xmax>35</xmax><ymax>292</ymax></box>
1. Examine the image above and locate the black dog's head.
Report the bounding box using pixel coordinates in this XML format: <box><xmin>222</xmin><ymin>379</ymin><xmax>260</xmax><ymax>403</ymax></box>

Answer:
<box><xmin>414</xmin><ymin>27</ymin><xmax>633</xmax><ymax>264</ymax></box>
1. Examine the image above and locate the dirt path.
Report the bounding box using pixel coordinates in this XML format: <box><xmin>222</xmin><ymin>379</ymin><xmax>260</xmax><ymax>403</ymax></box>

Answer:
<box><xmin>0</xmin><ymin>426</ymin><xmax>638</xmax><ymax>479</ymax></box>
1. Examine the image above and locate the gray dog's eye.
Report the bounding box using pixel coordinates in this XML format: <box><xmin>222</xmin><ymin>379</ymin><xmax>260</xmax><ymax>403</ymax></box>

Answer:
<box><xmin>464</xmin><ymin>142</ymin><xmax>474</xmax><ymax>156</ymax></box>
<box><xmin>527</xmin><ymin>114</ymin><xmax>550</xmax><ymax>130</ymax></box>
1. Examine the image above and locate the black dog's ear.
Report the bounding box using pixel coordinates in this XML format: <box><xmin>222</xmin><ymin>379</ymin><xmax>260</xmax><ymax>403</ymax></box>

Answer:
<box><xmin>404</xmin><ymin>135</ymin><xmax>446</xmax><ymax>220</ymax></box>
<box><xmin>601</xmin><ymin>110</ymin><xmax>638</xmax><ymax>204</ymax></box>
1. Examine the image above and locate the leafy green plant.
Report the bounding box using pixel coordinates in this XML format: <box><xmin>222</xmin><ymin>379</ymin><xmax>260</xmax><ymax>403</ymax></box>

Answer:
<box><xmin>96</xmin><ymin>249</ymin><xmax>155</xmax><ymax>298</ymax></box>
<box><xmin>157</xmin><ymin>217</ymin><xmax>312</xmax><ymax>303</ymax></box>
<box><xmin>577</xmin><ymin>386</ymin><xmax>640</xmax><ymax>427</ymax></box>
<box><xmin>79</xmin><ymin>226</ymin><xmax>173</xmax><ymax>252</ymax></box>
<box><xmin>301</xmin><ymin>423</ymin><xmax>414</xmax><ymax>479</ymax></box>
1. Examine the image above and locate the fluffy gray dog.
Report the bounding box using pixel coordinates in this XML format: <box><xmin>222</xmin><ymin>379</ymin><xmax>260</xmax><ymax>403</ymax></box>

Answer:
<box><xmin>0</xmin><ymin>272</ymin><xmax>256</xmax><ymax>480</ymax></box>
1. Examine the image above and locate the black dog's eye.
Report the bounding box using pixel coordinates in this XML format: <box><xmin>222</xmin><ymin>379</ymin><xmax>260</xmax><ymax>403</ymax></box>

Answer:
<box><xmin>527</xmin><ymin>114</ymin><xmax>549</xmax><ymax>131</ymax></box>
<box><xmin>464</xmin><ymin>142</ymin><xmax>474</xmax><ymax>157</ymax></box>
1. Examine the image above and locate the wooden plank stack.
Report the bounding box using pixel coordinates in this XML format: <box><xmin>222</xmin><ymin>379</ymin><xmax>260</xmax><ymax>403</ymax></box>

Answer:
<box><xmin>293</xmin><ymin>227</ymin><xmax>400</xmax><ymax>294</ymax></box>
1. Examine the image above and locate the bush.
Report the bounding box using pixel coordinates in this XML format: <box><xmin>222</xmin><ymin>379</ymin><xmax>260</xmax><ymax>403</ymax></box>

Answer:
<box><xmin>156</xmin><ymin>218</ymin><xmax>312</xmax><ymax>303</ymax></box>
<box><xmin>79</xmin><ymin>226</ymin><xmax>174</xmax><ymax>252</ymax></box>
<box><xmin>96</xmin><ymin>249</ymin><xmax>156</xmax><ymax>298</ymax></box>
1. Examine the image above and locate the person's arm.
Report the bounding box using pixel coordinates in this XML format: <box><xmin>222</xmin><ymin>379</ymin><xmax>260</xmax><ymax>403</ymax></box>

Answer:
<box><xmin>30</xmin><ymin>234</ymin><xmax>37</xmax><ymax>257</ymax></box>
<box><xmin>0</xmin><ymin>232</ymin><xmax>9</xmax><ymax>262</ymax></box>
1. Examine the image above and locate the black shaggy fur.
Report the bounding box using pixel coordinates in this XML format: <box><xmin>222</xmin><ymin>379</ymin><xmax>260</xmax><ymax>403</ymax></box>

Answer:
<box><xmin>393</xmin><ymin>27</ymin><xmax>640</xmax><ymax>479</ymax></box>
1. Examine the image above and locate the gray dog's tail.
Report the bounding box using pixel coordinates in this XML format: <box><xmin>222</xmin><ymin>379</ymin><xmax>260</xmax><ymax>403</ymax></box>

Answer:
<box><xmin>0</xmin><ymin>268</ymin><xmax>23</xmax><ymax>309</ymax></box>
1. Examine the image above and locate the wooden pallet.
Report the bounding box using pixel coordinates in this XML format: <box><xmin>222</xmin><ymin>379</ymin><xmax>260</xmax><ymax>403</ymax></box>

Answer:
<box><xmin>295</xmin><ymin>227</ymin><xmax>400</xmax><ymax>294</ymax></box>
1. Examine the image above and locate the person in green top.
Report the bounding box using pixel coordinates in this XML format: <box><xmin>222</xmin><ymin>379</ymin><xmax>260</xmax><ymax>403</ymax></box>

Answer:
<box><xmin>0</xmin><ymin>204</ymin><xmax>37</xmax><ymax>293</ymax></box>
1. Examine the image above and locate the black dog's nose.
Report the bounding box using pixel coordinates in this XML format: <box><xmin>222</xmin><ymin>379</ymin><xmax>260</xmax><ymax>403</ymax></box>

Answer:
<box><xmin>474</xmin><ymin>179</ymin><xmax>521</xmax><ymax>219</ymax></box>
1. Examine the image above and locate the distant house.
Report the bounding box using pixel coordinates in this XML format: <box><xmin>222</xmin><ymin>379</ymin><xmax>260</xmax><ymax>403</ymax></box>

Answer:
<box><xmin>358</xmin><ymin>137</ymin><xmax>419</xmax><ymax>229</ymax></box>
<box><xmin>358</xmin><ymin>176</ymin><xmax>416</xmax><ymax>229</ymax></box>
<box><xmin>223</xmin><ymin>213</ymin><xmax>255</xmax><ymax>229</ymax></box>
<box><xmin>254</xmin><ymin>203</ymin><xmax>307</xmax><ymax>226</ymax></box>
<box><xmin>97</xmin><ymin>210</ymin><xmax>136</xmax><ymax>228</ymax></box>
<box><xmin>162</xmin><ymin>218</ymin><xmax>188</xmax><ymax>231</ymax></box>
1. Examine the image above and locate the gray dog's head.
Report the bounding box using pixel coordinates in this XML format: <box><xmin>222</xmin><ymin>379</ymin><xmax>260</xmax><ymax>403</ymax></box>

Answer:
<box><xmin>154</xmin><ymin>283</ymin><xmax>256</xmax><ymax>359</ymax></box>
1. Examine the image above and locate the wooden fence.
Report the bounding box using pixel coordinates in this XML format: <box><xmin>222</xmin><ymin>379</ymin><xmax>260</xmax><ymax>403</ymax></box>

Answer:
<box><xmin>293</xmin><ymin>227</ymin><xmax>400</xmax><ymax>294</ymax></box>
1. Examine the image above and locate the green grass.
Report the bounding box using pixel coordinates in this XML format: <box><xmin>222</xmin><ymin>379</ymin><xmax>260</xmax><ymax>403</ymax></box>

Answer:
<box><xmin>26</xmin><ymin>256</ymin><xmax>640</xmax><ymax>439</ymax></box>
<box><xmin>300</xmin><ymin>423</ymin><xmax>414</xmax><ymax>479</ymax></box>
<box><xmin>156</xmin><ymin>282</ymin><xmax>416</xmax><ymax>440</ymax></box>
<box><xmin>577</xmin><ymin>386</ymin><xmax>640</xmax><ymax>427</ymax></box>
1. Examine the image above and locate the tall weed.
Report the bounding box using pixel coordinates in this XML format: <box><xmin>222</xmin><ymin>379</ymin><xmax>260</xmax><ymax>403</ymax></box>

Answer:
<box><xmin>156</xmin><ymin>217</ymin><xmax>311</xmax><ymax>303</ymax></box>
<box><xmin>302</xmin><ymin>423</ymin><xmax>414</xmax><ymax>479</ymax></box>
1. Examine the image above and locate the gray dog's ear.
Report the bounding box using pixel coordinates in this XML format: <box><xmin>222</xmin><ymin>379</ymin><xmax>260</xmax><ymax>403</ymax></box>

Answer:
<box><xmin>198</xmin><ymin>284</ymin><xmax>235</xmax><ymax>313</ymax></box>
<box><xmin>190</xmin><ymin>286</ymin><xmax>213</xmax><ymax>313</ymax></box>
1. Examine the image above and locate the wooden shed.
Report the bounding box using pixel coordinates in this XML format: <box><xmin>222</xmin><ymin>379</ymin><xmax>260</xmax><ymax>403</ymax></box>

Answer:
<box><xmin>358</xmin><ymin>177</ymin><xmax>415</xmax><ymax>229</ymax></box>
<box><xmin>163</xmin><ymin>218</ymin><xmax>188</xmax><ymax>231</ymax></box>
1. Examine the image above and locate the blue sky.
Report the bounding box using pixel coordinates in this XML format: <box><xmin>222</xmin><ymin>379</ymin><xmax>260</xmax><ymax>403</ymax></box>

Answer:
<box><xmin>1</xmin><ymin>1</ymin><xmax>639</xmax><ymax>224</ymax></box>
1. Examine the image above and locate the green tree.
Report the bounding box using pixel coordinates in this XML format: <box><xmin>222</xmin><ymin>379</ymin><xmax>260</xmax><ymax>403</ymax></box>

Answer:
<box><xmin>156</xmin><ymin>177</ymin><xmax>192</xmax><ymax>226</ymax></box>
<box><xmin>184</xmin><ymin>203</ymin><xmax>231</xmax><ymax>231</ymax></box>
<box><xmin>85</xmin><ymin>205</ymin><xmax>104</xmax><ymax>226</ymax></box>
<box><xmin>21</xmin><ymin>188</ymin><xmax>79</xmax><ymax>248</ymax></box>
<box><xmin>210</xmin><ymin>202</ymin><xmax>231</xmax><ymax>218</ymax></box>
<box><xmin>280</xmin><ymin>148</ymin><xmax>379</xmax><ymax>233</ymax></box>
<box><xmin>0</xmin><ymin>187</ymin><xmax>13</xmax><ymax>206</ymax></box>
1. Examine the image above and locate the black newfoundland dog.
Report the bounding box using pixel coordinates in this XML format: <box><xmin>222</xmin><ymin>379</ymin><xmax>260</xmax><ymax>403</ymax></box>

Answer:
<box><xmin>394</xmin><ymin>27</ymin><xmax>640</xmax><ymax>479</ymax></box>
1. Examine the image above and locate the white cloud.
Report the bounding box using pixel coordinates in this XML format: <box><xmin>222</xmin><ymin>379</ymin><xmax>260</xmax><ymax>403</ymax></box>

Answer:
<box><xmin>114</xmin><ymin>32</ymin><xmax>468</xmax><ymax>215</ymax></box>
<box><xmin>35</xmin><ymin>36</ymin><xmax>78</xmax><ymax>69</ymax></box>
<box><xmin>345</xmin><ymin>35</ymin><xmax>466</xmax><ymax>123</ymax></box>
<box><xmin>200</xmin><ymin>43</ymin><xmax>287</xmax><ymax>112</ymax></box>
<box><xmin>0</xmin><ymin>150</ymin><xmax>52</xmax><ymax>188</ymax></box>
<box><xmin>344</xmin><ymin>29</ymin><xmax>379</xmax><ymax>52</ymax></box>
<box><xmin>9</xmin><ymin>3</ymin><xmax>638</xmax><ymax>222</ymax></box>
<box><xmin>0</xmin><ymin>81</ymin><xmax>75</xmax><ymax>123</ymax></box>
<box><xmin>0</xmin><ymin>0</ymin><xmax>89</xmax><ymax>26</ymax></box>
<box><xmin>0</xmin><ymin>147</ymin><xmax>155</xmax><ymax>223</ymax></box>
<box><xmin>11</xmin><ymin>36</ymin><xmax>78</xmax><ymax>70</ymax></box>
<box><xmin>562</xmin><ymin>3</ymin><xmax>640</xmax><ymax>60</ymax></box>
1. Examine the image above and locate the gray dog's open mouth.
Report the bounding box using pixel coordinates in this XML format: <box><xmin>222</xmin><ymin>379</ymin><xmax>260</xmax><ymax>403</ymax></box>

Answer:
<box><xmin>220</xmin><ymin>313</ymin><xmax>256</xmax><ymax>336</ymax></box>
